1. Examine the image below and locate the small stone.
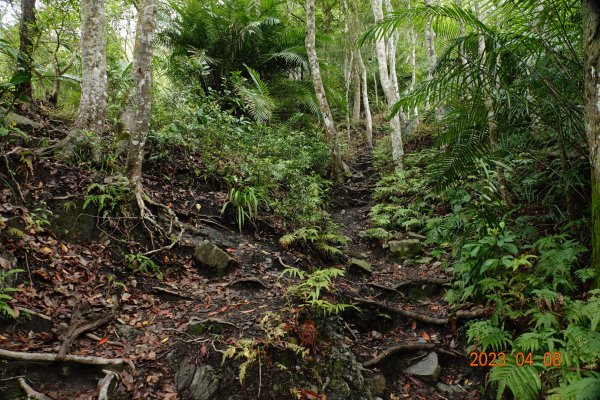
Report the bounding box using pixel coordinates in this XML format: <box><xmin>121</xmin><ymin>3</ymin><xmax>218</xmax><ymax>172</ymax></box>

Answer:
<box><xmin>405</xmin><ymin>352</ymin><xmax>441</xmax><ymax>383</ymax></box>
<box><xmin>187</xmin><ymin>364</ymin><xmax>220</xmax><ymax>400</ymax></box>
<box><xmin>115</xmin><ymin>323</ymin><xmax>139</xmax><ymax>340</ymax></box>
<box><xmin>417</xmin><ymin>257</ymin><xmax>433</xmax><ymax>265</ymax></box>
<box><xmin>370</xmin><ymin>331</ymin><xmax>383</xmax><ymax>340</ymax></box>
<box><xmin>347</xmin><ymin>258</ymin><xmax>373</xmax><ymax>274</ymax></box>
<box><xmin>193</xmin><ymin>240</ymin><xmax>237</xmax><ymax>275</ymax></box>
<box><xmin>388</xmin><ymin>239</ymin><xmax>422</xmax><ymax>259</ymax></box>
<box><xmin>436</xmin><ymin>382</ymin><xmax>467</xmax><ymax>395</ymax></box>
<box><xmin>432</xmin><ymin>261</ymin><xmax>442</xmax><ymax>268</ymax></box>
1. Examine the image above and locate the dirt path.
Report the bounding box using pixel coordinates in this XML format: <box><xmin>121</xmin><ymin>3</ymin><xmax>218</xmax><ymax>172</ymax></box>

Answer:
<box><xmin>0</xmin><ymin>154</ymin><xmax>483</xmax><ymax>400</ymax></box>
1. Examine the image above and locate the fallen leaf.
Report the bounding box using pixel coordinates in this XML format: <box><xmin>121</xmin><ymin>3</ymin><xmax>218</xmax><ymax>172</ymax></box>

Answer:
<box><xmin>98</xmin><ymin>337</ymin><xmax>108</xmax><ymax>345</ymax></box>
<box><xmin>0</xmin><ymin>256</ymin><xmax>12</xmax><ymax>270</ymax></box>
<box><xmin>410</xmin><ymin>321</ymin><xmax>417</xmax><ymax>331</ymax></box>
<box><xmin>421</xmin><ymin>332</ymin><xmax>430</xmax><ymax>341</ymax></box>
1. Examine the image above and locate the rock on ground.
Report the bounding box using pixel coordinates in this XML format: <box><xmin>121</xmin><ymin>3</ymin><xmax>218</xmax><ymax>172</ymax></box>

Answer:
<box><xmin>176</xmin><ymin>359</ymin><xmax>220</xmax><ymax>400</ymax></box>
<box><xmin>388</xmin><ymin>239</ymin><xmax>422</xmax><ymax>259</ymax></box>
<box><xmin>193</xmin><ymin>240</ymin><xmax>237</xmax><ymax>275</ymax></box>
<box><xmin>405</xmin><ymin>352</ymin><xmax>441</xmax><ymax>383</ymax></box>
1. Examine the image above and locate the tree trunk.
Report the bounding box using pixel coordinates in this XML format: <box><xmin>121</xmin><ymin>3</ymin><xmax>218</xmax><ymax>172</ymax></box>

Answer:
<box><xmin>358</xmin><ymin>52</ymin><xmax>373</xmax><ymax>150</ymax></box>
<box><xmin>125</xmin><ymin>0</ymin><xmax>156</xmax><ymax>191</ymax></box>
<box><xmin>371</xmin><ymin>0</ymin><xmax>404</xmax><ymax>170</ymax></box>
<box><xmin>409</xmin><ymin>0</ymin><xmax>418</xmax><ymax>119</ymax></box>
<box><xmin>76</xmin><ymin>0</ymin><xmax>107</xmax><ymax>134</ymax></box>
<box><xmin>424</xmin><ymin>0</ymin><xmax>437</xmax><ymax>79</ymax></box>
<box><xmin>17</xmin><ymin>0</ymin><xmax>36</xmax><ymax>101</ymax></box>
<box><xmin>476</xmin><ymin>4</ymin><xmax>511</xmax><ymax>206</ymax></box>
<box><xmin>352</xmin><ymin>51</ymin><xmax>361</xmax><ymax>128</ymax></box>
<box><xmin>305</xmin><ymin>0</ymin><xmax>343</xmax><ymax>181</ymax></box>
<box><xmin>583</xmin><ymin>0</ymin><xmax>600</xmax><ymax>285</ymax></box>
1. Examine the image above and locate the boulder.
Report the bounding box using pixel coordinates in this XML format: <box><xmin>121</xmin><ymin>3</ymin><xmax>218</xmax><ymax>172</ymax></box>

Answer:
<box><xmin>176</xmin><ymin>360</ymin><xmax>220</xmax><ymax>400</ymax></box>
<box><xmin>405</xmin><ymin>352</ymin><xmax>441</xmax><ymax>383</ymax></box>
<box><xmin>347</xmin><ymin>258</ymin><xmax>373</xmax><ymax>275</ymax></box>
<box><xmin>193</xmin><ymin>240</ymin><xmax>237</xmax><ymax>275</ymax></box>
<box><xmin>388</xmin><ymin>239</ymin><xmax>422</xmax><ymax>259</ymax></box>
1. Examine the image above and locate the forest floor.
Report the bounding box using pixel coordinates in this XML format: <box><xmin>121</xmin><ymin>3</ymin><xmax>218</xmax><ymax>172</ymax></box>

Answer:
<box><xmin>0</xmin><ymin>137</ymin><xmax>487</xmax><ymax>399</ymax></box>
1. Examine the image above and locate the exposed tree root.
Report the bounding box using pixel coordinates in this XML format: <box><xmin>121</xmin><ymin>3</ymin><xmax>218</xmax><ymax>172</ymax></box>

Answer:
<box><xmin>152</xmin><ymin>285</ymin><xmax>198</xmax><ymax>300</ymax></box>
<box><xmin>363</xmin><ymin>342</ymin><xmax>436</xmax><ymax>367</ymax></box>
<box><xmin>133</xmin><ymin>188</ymin><xmax>185</xmax><ymax>251</ymax></box>
<box><xmin>0</xmin><ymin>348</ymin><xmax>123</xmax><ymax>366</ymax></box>
<box><xmin>97</xmin><ymin>369</ymin><xmax>117</xmax><ymax>400</ymax></box>
<box><xmin>394</xmin><ymin>277</ymin><xmax>452</xmax><ymax>289</ymax></box>
<box><xmin>2</xmin><ymin>147</ymin><xmax>25</xmax><ymax>202</ymax></box>
<box><xmin>226</xmin><ymin>277</ymin><xmax>269</xmax><ymax>289</ymax></box>
<box><xmin>18</xmin><ymin>377</ymin><xmax>54</xmax><ymax>400</ymax></box>
<box><xmin>353</xmin><ymin>297</ymin><xmax>489</xmax><ymax>325</ymax></box>
<box><xmin>57</xmin><ymin>302</ymin><xmax>116</xmax><ymax>360</ymax></box>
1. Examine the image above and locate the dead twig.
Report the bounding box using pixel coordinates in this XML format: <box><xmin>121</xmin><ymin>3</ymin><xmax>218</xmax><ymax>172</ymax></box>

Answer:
<box><xmin>97</xmin><ymin>369</ymin><xmax>117</xmax><ymax>400</ymax></box>
<box><xmin>15</xmin><ymin>306</ymin><xmax>51</xmax><ymax>321</ymax></box>
<box><xmin>18</xmin><ymin>377</ymin><xmax>54</xmax><ymax>400</ymax></box>
<box><xmin>0</xmin><ymin>348</ymin><xmax>123</xmax><ymax>366</ymax></box>
<box><xmin>152</xmin><ymin>286</ymin><xmax>197</xmax><ymax>300</ymax></box>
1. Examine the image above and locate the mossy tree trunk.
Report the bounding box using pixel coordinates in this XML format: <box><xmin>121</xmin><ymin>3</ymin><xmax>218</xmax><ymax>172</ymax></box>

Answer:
<box><xmin>17</xmin><ymin>0</ymin><xmax>37</xmax><ymax>102</ymax></box>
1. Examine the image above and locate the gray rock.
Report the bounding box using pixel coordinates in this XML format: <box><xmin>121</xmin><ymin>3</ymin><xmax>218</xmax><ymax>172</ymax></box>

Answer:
<box><xmin>436</xmin><ymin>382</ymin><xmax>467</xmax><ymax>395</ymax></box>
<box><xmin>370</xmin><ymin>331</ymin><xmax>383</xmax><ymax>340</ymax></box>
<box><xmin>347</xmin><ymin>258</ymin><xmax>373</xmax><ymax>274</ymax></box>
<box><xmin>115</xmin><ymin>323</ymin><xmax>139</xmax><ymax>340</ymax></box>
<box><xmin>365</xmin><ymin>373</ymin><xmax>386</xmax><ymax>397</ymax></box>
<box><xmin>388</xmin><ymin>239</ymin><xmax>422</xmax><ymax>259</ymax></box>
<box><xmin>193</xmin><ymin>240</ymin><xmax>237</xmax><ymax>275</ymax></box>
<box><xmin>188</xmin><ymin>365</ymin><xmax>220</xmax><ymax>400</ymax></box>
<box><xmin>405</xmin><ymin>352</ymin><xmax>441</xmax><ymax>383</ymax></box>
<box><xmin>176</xmin><ymin>360</ymin><xmax>220</xmax><ymax>400</ymax></box>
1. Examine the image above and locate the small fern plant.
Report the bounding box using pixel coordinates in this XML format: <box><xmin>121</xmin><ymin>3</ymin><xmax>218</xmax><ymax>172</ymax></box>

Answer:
<box><xmin>280</xmin><ymin>267</ymin><xmax>358</xmax><ymax>316</ymax></box>
<box><xmin>0</xmin><ymin>268</ymin><xmax>23</xmax><ymax>318</ymax></box>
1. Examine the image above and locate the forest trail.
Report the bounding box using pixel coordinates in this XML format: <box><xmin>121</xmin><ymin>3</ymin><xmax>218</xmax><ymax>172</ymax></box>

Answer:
<box><xmin>0</xmin><ymin>152</ymin><xmax>482</xmax><ymax>400</ymax></box>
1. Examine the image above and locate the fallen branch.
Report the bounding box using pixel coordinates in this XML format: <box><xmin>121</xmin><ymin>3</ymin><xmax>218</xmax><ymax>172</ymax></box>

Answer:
<box><xmin>18</xmin><ymin>377</ymin><xmax>54</xmax><ymax>400</ymax></box>
<box><xmin>353</xmin><ymin>298</ymin><xmax>489</xmax><ymax>325</ymax></box>
<box><xmin>2</xmin><ymin>152</ymin><xmax>25</xmax><ymax>202</ymax></box>
<box><xmin>97</xmin><ymin>369</ymin><xmax>117</xmax><ymax>400</ymax></box>
<box><xmin>15</xmin><ymin>306</ymin><xmax>52</xmax><ymax>321</ymax></box>
<box><xmin>0</xmin><ymin>348</ymin><xmax>123</xmax><ymax>366</ymax></box>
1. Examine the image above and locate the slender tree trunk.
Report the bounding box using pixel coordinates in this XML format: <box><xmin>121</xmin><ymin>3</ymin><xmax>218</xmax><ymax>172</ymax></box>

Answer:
<box><xmin>17</xmin><ymin>0</ymin><xmax>36</xmax><ymax>101</ymax></box>
<box><xmin>125</xmin><ymin>0</ymin><xmax>156</xmax><ymax>191</ymax></box>
<box><xmin>583</xmin><ymin>0</ymin><xmax>600</xmax><ymax>285</ymax></box>
<box><xmin>409</xmin><ymin>0</ymin><xmax>418</xmax><ymax>119</ymax></box>
<box><xmin>358</xmin><ymin>52</ymin><xmax>373</xmax><ymax>150</ymax></box>
<box><xmin>306</xmin><ymin>0</ymin><xmax>343</xmax><ymax>181</ymax></box>
<box><xmin>76</xmin><ymin>0</ymin><xmax>107</xmax><ymax>134</ymax></box>
<box><xmin>372</xmin><ymin>0</ymin><xmax>404</xmax><ymax>170</ymax></box>
<box><xmin>476</xmin><ymin>4</ymin><xmax>510</xmax><ymax>206</ymax></box>
<box><xmin>352</xmin><ymin>51</ymin><xmax>361</xmax><ymax>127</ymax></box>
<box><xmin>424</xmin><ymin>0</ymin><xmax>437</xmax><ymax>79</ymax></box>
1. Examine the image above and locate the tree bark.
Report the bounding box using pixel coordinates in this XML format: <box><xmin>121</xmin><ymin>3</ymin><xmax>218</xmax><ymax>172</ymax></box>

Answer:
<box><xmin>305</xmin><ymin>0</ymin><xmax>343</xmax><ymax>181</ymax></box>
<box><xmin>583</xmin><ymin>0</ymin><xmax>600</xmax><ymax>285</ymax></box>
<box><xmin>17</xmin><ymin>0</ymin><xmax>36</xmax><ymax>101</ymax></box>
<box><xmin>352</xmin><ymin>51</ymin><xmax>361</xmax><ymax>128</ymax></box>
<box><xmin>424</xmin><ymin>0</ymin><xmax>437</xmax><ymax>79</ymax></box>
<box><xmin>125</xmin><ymin>0</ymin><xmax>156</xmax><ymax>190</ymax></box>
<box><xmin>76</xmin><ymin>0</ymin><xmax>107</xmax><ymax>134</ymax></box>
<box><xmin>371</xmin><ymin>0</ymin><xmax>404</xmax><ymax>170</ymax></box>
<box><xmin>358</xmin><ymin>52</ymin><xmax>373</xmax><ymax>150</ymax></box>
<box><xmin>475</xmin><ymin>4</ymin><xmax>511</xmax><ymax>206</ymax></box>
